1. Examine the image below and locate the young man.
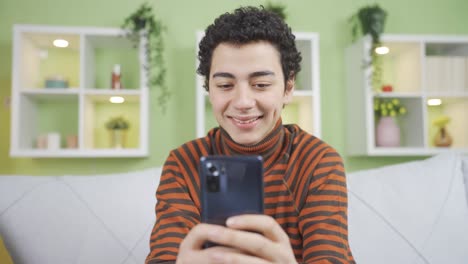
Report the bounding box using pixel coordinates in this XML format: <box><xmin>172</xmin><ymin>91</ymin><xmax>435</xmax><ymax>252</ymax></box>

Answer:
<box><xmin>146</xmin><ymin>6</ymin><xmax>354</xmax><ymax>264</ymax></box>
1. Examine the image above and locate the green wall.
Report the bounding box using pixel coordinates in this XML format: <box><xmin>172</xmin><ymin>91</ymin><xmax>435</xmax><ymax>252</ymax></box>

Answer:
<box><xmin>1</xmin><ymin>0</ymin><xmax>468</xmax><ymax>175</ymax></box>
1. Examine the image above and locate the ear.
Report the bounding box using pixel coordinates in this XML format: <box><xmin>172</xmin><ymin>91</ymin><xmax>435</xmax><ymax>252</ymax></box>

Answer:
<box><xmin>283</xmin><ymin>77</ymin><xmax>295</xmax><ymax>105</ymax></box>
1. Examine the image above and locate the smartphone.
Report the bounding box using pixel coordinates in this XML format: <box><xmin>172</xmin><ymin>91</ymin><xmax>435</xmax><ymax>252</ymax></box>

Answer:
<box><xmin>200</xmin><ymin>155</ymin><xmax>264</xmax><ymax>228</ymax></box>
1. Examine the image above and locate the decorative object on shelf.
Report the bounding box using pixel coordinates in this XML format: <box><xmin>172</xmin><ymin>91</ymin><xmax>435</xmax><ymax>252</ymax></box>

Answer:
<box><xmin>122</xmin><ymin>2</ymin><xmax>168</xmax><ymax>112</ymax></box>
<box><xmin>106</xmin><ymin>116</ymin><xmax>129</xmax><ymax>148</ymax></box>
<box><xmin>432</xmin><ymin>115</ymin><xmax>453</xmax><ymax>147</ymax></box>
<box><xmin>66</xmin><ymin>135</ymin><xmax>78</xmax><ymax>149</ymax></box>
<box><xmin>375</xmin><ymin>116</ymin><xmax>400</xmax><ymax>147</ymax></box>
<box><xmin>45</xmin><ymin>75</ymin><xmax>68</xmax><ymax>88</ymax></box>
<box><xmin>265</xmin><ymin>1</ymin><xmax>287</xmax><ymax>20</ymax></box>
<box><xmin>36</xmin><ymin>135</ymin><xmax>48</xmax><ymax>149</ymax></box>
<box><xmin>349</xmin><ymin>4</ymin><xmax>388</xmax><ymax>91</ymax></box>
<box><xmin>36</xmin><ymin>133</ymin><xmax>61</xmax><ymax>149</ymax></box>
<box><xmin>47</xmin><ymin>133</ymin><xmax>61</xmax><ymax>150</ymax></box>
<box><xmin>381</xmin><ymin>84</ymin><xmax>393</xmax><ymax>92</ymax></box>
<box><xmin>374</xmin><ymin>98</ymin><xmax>407</xmax><ymax>147</ymax></box>
<box><xmin>111</xmin><ymin>64</ymin><xmax>123</xmax><ymax>90</ymax></box>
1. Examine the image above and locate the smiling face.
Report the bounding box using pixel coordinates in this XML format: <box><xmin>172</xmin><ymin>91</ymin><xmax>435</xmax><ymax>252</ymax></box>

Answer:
<box><xmin>208</xmin><ymin>41</ymin><xmax>294</xmax><ymax>145</ymax></box>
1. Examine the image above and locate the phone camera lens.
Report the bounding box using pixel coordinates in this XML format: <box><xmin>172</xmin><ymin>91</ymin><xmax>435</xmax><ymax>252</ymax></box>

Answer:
<box><xmin>208</xmin><ymin>164</ymin><xmax>217</xmax><ymax>174</ymax></box>
<box><xmin>205</xmin><ymin>161</ymin><xmax>220</xmax><ymax>192</ymax></box>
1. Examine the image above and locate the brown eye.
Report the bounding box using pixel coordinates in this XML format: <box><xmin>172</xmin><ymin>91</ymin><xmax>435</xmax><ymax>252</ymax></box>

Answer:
<box><xmin>216</xmin><ymin>84</ymin><xmax>233</xmax><ymax>89</ymax></box>
<box><xmin>253</xmin><ymin>83</ymin><xmax>270</xmax><ymax>89</ymax></box>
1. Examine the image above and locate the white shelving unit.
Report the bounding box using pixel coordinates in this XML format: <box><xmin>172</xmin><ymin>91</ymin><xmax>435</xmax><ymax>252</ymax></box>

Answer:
<box><xmin>346</xmin><ymin>34</ymin><xmax>468</xmax><ymax>156</ymax></box>
<box><xmin>10</xmin><ymin>24</ymin><xmax>149</xmax><ymax>158</ymax></box>
<box><xmin>195</xmin><ymin>31</ymin><xmax>321</xmax><ymax>138</ymax></box>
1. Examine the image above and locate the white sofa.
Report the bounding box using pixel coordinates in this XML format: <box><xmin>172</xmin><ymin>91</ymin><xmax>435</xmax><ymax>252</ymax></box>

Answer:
<box><xmin>0</xmin><ymin>153</ymin><xmax>467</xmax><ymax>264</ymax></box>
<box><xmin>0</xmin><ymin>167</ymin><xmax>161</xmax><ymax>264</ymax></box>
<box><xmin>347</xmin><ymin>153</ymin><xmax>468</xmax><ymax>264</ymax></box>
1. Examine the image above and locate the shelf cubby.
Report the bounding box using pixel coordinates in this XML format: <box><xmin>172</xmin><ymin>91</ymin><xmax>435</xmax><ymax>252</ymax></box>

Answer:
<box><xmin>83</xmin><ymin>34</ymin><xmax>140</xmax><ymax>90</ymax></box>
<box><xmin>427</xmin><ymin>97</ymin><xmax>468</xmax><ymax>149</ymax></box>
<box><xmin>19</xmin><ymin>31</ymin><xmax>81</xmax><ymax>89</ymax></box>
<box><xmin>381</xmin><ymin>41</ymin><xmax>422</xmax><ymax>94</ymax></box>
<box><xmin>83</xmin><ymin>94</ymin><xmax>141</xmax><ymax>150</ymax></box>
<box><xmin>18</xmin><ymin>93</ymin><xmax>79</xmax><ymax>150</ymax></box>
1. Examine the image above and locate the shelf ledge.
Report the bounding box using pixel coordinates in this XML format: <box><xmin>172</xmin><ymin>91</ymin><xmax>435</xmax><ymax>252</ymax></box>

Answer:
<box><xmin>10</xmin><ymin>149</ymin><xmax>148</xmax><ymax>158</ymax></box>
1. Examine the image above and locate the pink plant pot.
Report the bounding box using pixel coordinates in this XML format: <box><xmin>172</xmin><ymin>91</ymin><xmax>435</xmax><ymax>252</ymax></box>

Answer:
<box><xmin>376</xmin><ymin>116</ymin><xmax>400</xmax><ymax>147</ymax></box>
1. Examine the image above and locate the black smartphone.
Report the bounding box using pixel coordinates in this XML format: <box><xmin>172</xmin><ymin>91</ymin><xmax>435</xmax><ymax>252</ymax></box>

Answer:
<box><xmin>200</xmin><ymin>155</ymin><xmax>264</xmax><ymax>228</ymax></box>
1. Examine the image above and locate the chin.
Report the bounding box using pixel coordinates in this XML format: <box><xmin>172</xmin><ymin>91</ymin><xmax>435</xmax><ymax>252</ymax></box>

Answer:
<box><xmin>231</xmin><ymin>135</ymin><xmax>260</xmax><ymax>146</ymax></box>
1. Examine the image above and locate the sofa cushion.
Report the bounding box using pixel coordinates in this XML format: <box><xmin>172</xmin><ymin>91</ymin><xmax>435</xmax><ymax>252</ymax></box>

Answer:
<box><xmin>0</xmin><ymin>167</ymin><xmax>161</xmax><ymax>264</ymax></box>
<box><xmin>347</xmin><ymin>153</ymin><xmax>468</xmax><ymax>264</ymax></box>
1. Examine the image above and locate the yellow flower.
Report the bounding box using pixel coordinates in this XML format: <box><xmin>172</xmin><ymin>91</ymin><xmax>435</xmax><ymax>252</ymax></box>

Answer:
<box><xmin>432</xmin><ymin>116</ymin><xmax>450</xmax><ymax>127</ymax></box>
<box><xmin>374</xmin><ymin>97</ymin><xmax>408</xmax><ymax>118</ymax></box>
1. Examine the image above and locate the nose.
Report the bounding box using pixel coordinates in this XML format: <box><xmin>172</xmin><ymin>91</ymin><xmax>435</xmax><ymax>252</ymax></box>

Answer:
<box><xmin>232</xmin><ymin>84</ymin><xmax>255</xmax><ymax>110</ymax></box>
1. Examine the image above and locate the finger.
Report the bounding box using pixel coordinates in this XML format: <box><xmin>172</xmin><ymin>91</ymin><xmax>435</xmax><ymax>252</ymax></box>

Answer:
<box><xmin>179</xmin><ymin>224</ymin><xmax>225</xmax><ymax>251</ymax></box>
<box><xmin>226</xmin><ymin>214</ymin><xmax>290</xmax><ymax>243</ymax></box>
<box><xmin>177</xmin><ymin>246</ymin><xmax>235</xmax><ymax>264</ymax></box>
<box><xmin>210</xmin><ymin>249</ymin><xmax>271</xmax><ymax>264</ymax></box>
<box><xmin>208</xmin><ymin>226</ymin><xmax>279</xmax><ymax>260</ymax></box>
<box><xmin>188</xmin><ymin>246</ymin><xmax>244</xmax><ymax>264</ymax></box>
<box><xmin>204</xmin><ymin>245</ymin><xmax>244</xmax><ymax>255</ymax></box>
<box><xmin>178</xmin><ymin>229</ymin><xmax>244</xmax><ymax>264</ymax></box>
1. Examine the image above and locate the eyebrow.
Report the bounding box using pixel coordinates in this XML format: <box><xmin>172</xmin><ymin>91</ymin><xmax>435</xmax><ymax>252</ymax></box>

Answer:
<box><xmin>212</xmin><ymin>71</ymin><xmax>275</xmax><ymax>79</ymax></box>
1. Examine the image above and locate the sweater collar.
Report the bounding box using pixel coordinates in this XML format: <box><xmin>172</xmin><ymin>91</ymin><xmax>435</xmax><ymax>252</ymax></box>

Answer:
<box><xmin>218</xmin><ymin>118</ymin><xmax>284</xmax><ymax>159</ymax></box>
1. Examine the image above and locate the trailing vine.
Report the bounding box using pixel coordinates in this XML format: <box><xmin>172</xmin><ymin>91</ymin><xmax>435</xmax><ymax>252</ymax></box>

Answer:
<box><xmin>350</xmin><ymin>4</ymin><xmax>388</xmax><ymax>92</ymax></box>
<box><xmin>122</xmin><ymin>2</ymin><xmax>169</xmax><ymax>112</ymax></box>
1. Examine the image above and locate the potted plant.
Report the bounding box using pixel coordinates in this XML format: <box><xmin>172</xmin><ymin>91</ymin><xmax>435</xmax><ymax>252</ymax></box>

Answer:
<box><xmin>265</xmin><ymin>1</ymin><xmax>287</xmax><ymax>20</ymax></box>
<box><xmin>122</xmin><ymin>2</ymin><xmax>169</xmax><ymax>112</ymax></box>
<box><xmin>373</xmin><ymin>97</ymin><xmax>407</xmax><ymax>147</ymax></box>
<box><xmin>350</xmin><ymin>4</ymin><xmax>388</xmax><ymax>91</ymax></box>
<box><xmin>106</xmin><ymin>116</ymin><xmax>130</xmax><ymax>148</ymax></box>
<box><xmin>432</xmin><ymin>115</ymin><xmax>453</xmax><ymax>147</ymax></box>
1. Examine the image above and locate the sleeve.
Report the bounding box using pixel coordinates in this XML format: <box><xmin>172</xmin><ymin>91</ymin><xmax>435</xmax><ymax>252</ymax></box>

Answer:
<box><xmin>145</xmin><ymin>152</ymin><xmax>201</xmax><ymax>264</ymax></box>
<box><xmin>299</xmin><ymin>149</ymin><xmax>355</xmax><ymax>264</ymax></box>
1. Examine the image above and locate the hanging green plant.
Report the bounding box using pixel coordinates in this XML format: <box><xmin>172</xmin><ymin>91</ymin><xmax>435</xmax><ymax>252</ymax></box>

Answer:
<box><xmin>264</xmin><ymin>1</ymin><xmax>287</xmax><ymax>20</ymax></box>
<box><xmin>122</xmin><ymin>2</ymin><xmax>169</xmax><ymax>112</ymax></box>
<box><xmin>349</xmin><ymin>4</ymin><xmax>388</xmax><ymax>92</ymax></box>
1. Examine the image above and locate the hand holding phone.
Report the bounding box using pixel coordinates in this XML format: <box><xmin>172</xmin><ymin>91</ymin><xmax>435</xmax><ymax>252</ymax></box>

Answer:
<box><xmin>178</xmin><ymin>155</ymin><xmax>294</xmax><ymax>262</ymax></box>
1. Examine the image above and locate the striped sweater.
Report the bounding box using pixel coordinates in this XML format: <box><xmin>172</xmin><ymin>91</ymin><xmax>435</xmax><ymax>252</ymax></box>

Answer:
<box><xmin>146</xmin><ymin>121</ymin><xmax>355</xmax><ymax>264</ymax></box>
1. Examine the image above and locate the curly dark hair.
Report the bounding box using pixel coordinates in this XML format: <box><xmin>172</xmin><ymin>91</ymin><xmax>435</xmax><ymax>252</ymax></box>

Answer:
<box><xmin>197</xmin><ymin>6</ymin><xmax>302</xmax><ymax>90</ymax></box>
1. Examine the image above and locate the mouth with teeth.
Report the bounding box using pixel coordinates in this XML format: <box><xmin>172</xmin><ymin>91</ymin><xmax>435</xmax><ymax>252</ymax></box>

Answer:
<box><xmin>229</xmin><ymin>115</ymin><xmax>263</xmax><ymax>128</ymax></box>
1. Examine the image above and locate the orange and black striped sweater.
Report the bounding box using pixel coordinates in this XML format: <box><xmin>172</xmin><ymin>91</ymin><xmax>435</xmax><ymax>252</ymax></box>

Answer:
<box><xmin>146</xmin><ymin>122</ymin><xmax>355</xmax><ymax>264</ymax></box>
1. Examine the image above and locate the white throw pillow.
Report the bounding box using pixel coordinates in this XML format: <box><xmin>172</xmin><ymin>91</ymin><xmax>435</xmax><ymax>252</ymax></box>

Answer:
<box><xmin>0</xmin><ymin>167</ymin><xmax>161</xmax><ymax>264</ymax></box>
<box><xmin>347</xmin><ymin>153</ymin><xmax>468</xmax><ymax>264</ymax></box>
